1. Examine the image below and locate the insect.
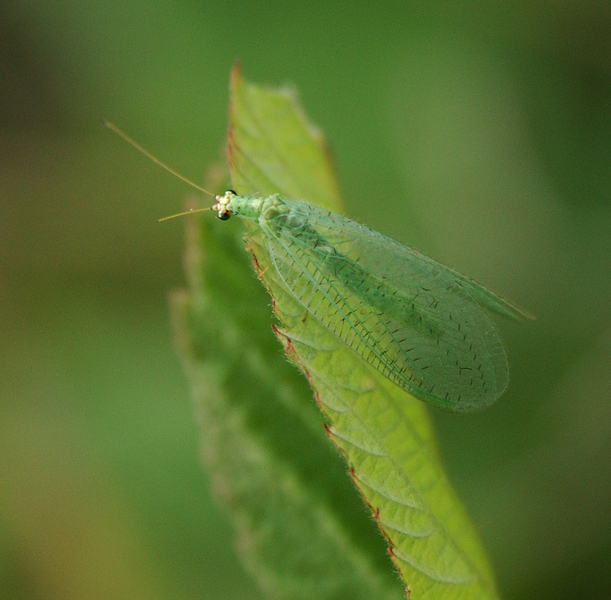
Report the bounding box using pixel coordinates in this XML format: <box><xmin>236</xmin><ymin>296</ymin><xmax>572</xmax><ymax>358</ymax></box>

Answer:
<box><xmin>209</xmin><ymin>190</ymin><xmax>531</xmax><ymax>412</ymax></box>
<box><xmin>104</xmin><ymin>121</ymin><xmax>532</xmax><ymax>412</ymax></box>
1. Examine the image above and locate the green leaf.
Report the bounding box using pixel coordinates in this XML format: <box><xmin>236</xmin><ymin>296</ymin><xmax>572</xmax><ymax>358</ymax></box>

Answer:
<box><xmin>171</xmin><ymin>65</ymin><xmax>500</xmax><ymax>600</ymax></box>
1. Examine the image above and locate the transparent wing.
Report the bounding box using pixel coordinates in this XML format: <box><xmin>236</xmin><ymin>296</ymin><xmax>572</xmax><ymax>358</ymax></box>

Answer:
<box><xmin>263</xmin><ymin>200</ymin><xmax>515</xmax><ymax>411</ymax></box>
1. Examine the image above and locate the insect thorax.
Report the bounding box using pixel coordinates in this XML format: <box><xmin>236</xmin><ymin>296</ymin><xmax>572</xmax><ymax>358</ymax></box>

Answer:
<box><xmin>236</xmin><ymin>193</ymin><xmax>290</xmax><ymax>223</ymax></box>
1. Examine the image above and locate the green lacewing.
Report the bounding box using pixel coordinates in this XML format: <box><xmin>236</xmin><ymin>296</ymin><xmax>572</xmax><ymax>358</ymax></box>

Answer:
<box><xmin>104</xmin><ymin>121</ymin><xmax>533</xmax><ymax>412</ymax></box>
<box><xmin>208</xmin><ymin>191</ymin><xmax>532</xmax><ymax>412</ymax></box>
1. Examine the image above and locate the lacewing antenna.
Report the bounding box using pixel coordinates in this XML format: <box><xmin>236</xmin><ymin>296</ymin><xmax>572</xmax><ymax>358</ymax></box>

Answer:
<box><xmin>101</xmin><ymin>120</ymin><xmax>215</xmax><ymax>197</ymax></box>
<box><xmin>157</xmin><ymin>207</ymin><xmax>214</xmax><ymax>222</ymax></box>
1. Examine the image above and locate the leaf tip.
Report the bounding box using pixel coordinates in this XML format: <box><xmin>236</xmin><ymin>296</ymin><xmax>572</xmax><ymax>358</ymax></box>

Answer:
<box><xmin>230</xmin><ymin>62</ymin><xmax>242</xmax><ymax>87</ymax></box>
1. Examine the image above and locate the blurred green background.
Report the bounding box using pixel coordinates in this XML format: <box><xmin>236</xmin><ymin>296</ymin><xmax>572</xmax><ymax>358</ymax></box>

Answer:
<box><xmin>2</xmin><ymin>1</ymin><xmax>610</xmax><ymax>599</ymax></box>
